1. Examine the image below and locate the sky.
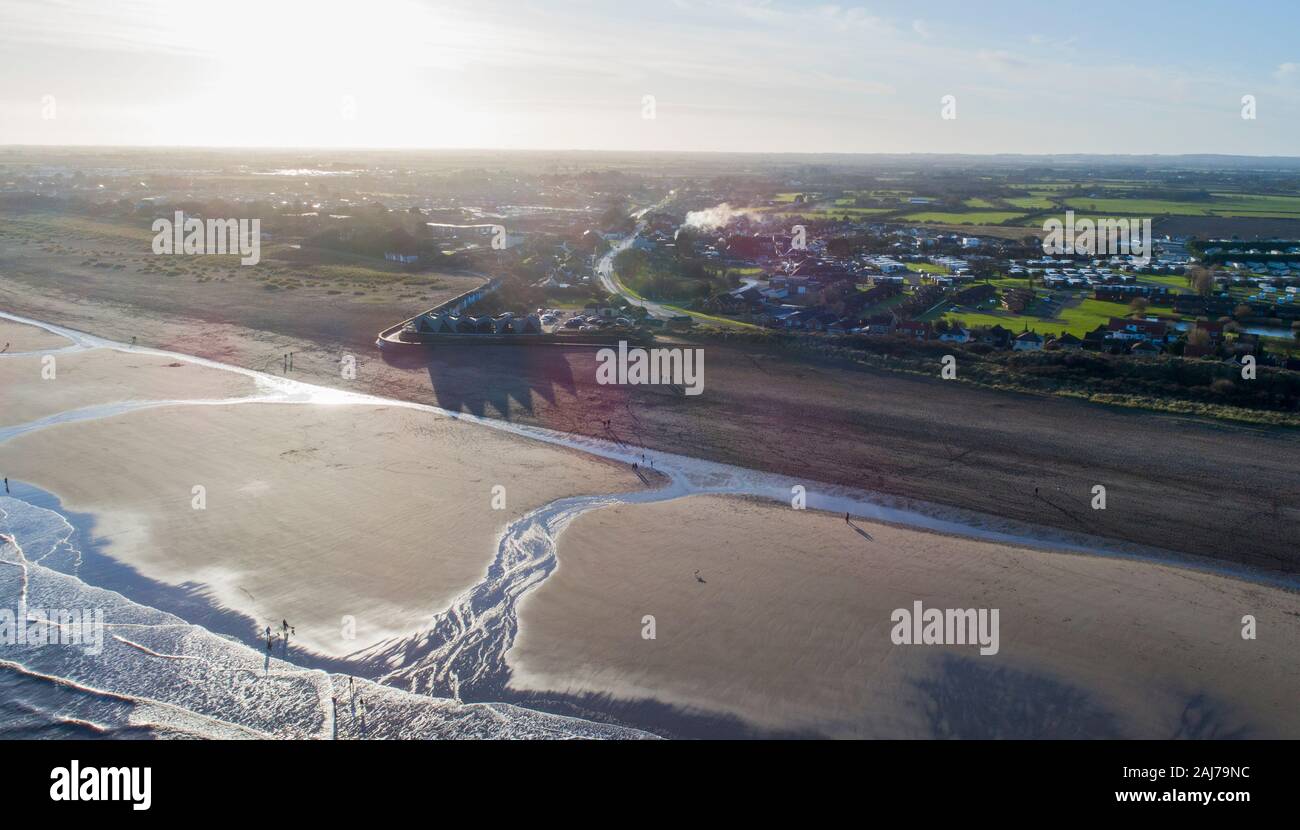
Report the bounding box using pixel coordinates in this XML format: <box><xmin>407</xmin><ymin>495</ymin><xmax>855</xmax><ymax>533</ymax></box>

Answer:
<box><xmin>1</xmin><ymin>0</ymin><xmax>1298</xmax><ymax>155</ymax></box>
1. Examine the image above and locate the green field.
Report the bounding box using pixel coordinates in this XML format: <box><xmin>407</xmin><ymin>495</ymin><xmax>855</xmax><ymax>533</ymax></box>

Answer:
<box><xmin>1015</xmin><ymin>212</ymin><xmax>1124</xmax><ymax>228</ymax></box>
<box><xmin>856</xmin><ymin>291</ymin><xmax>910</xmax><ymax>315</ymax></box>
<box><xmin>906</xmin><ymin>262</ymin><xmax>948</xmax><ymax>274</ymax></box>
<box><xmin>903</xmin><ymin>210</ymin><xmax>1028</xmax><ymax>225</ymax></box>
<box><xmin>987</xmin><ymin>276</ymin><xmax>1035</xmax><ymax>289</ymax></box>
<box><xmin>942</xmin><ymin>296</ymin><xmax>1175</xmax><ymax>338</ymax></box>
<box><xmin>1</xmin><ymin>213</ymin><xmax>157</xmax><ymax>243</ymax></box>
<box><xmin>1062</xmin><ymin>194</ymin><xmax>1300</xmax><ymax>218</ymax></box>
<box><xmin>769</xmin><ymin>206</ymin><xmax>896</xmax><ymax>218</ymax></box>
<box><xmin>1005</xmin><ymin>195</ymin><xmax>1055</xmax><ymax>210</ymax></box>
<box><xmin>1134</xmin><ymin>274</ymin><xmax>1193</xmax><ymax>293</ymax></box>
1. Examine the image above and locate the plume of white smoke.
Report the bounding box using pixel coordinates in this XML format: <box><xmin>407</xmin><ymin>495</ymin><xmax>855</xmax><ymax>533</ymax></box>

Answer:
<box><xmin>683</xmin><ymin>203</ymin><xmax>761</xmax><ymax>231</ymax></box>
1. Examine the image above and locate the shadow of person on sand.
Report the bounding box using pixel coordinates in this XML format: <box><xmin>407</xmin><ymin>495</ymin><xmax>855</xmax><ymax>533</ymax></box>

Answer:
<box><xmin>846</xmin><ymin>518</ymin><xmax>873</xmax><ymax>541</ymax></box>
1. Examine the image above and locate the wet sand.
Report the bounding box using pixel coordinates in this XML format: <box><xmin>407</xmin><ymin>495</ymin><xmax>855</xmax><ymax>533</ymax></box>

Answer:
<box><xmin>4</xmin><ymin>277</ymin><xmax>1297</xmax><ymax>574</ymax></box>
<box><xmin>0</xmin><ymin>346</ymin><xmax>260</xmax><ymax>427</ymax></box>
<box><xmin>510</xmin><ymin>494</ymin><xmax>1300</xmax><ymax>738</ymax></box>
<box><xmin>0</xmin><ymin>400</ymin><xmax>647</xmax><ymax>657</ymax></box>
<box><xmin>4</xmin><ymin>309</ymin><xmax>1298</xmax><ymax>739</ymax></box>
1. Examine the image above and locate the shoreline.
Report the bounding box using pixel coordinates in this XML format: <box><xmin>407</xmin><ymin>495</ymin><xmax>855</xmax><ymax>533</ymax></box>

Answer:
<box><xmin>3</xmin><ymin>308</ymin><xmax>1297</xmax><ymax>592</ymax></box>
<box><xmin>4</xmin><ymin>309</ymin><xmax>1298</xmax><ymax>739</ymax></box>
<box><xmin>2</xmin><ymin>273</ymin><xmax>1295</xmax><ymax>575</ymax></box>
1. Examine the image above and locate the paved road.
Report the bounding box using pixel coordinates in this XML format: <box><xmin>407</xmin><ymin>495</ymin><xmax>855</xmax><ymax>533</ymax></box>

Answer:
<box><xmin>594</xmin><ymin>227</ymin><xmax>678</xmax><ymax>320</ymax></box>
<box><xmin>594</xmin><ymin>210</ymin><xmax>754</xmax><ymax>328</ymax></box>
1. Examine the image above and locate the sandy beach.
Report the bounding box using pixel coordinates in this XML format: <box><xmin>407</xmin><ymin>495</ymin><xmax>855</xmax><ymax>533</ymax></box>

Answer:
<box><xmin>4</xmin><ymin>274</ymin><xmax>1297</xmax><ymax>575</ymax></box>
<box><xmin>509</xmin><ymin>494</ymin><xmax>1300</xmax><ymax>738</ymax></box>
<box><xmin>3</xmin><ymin>311</ymin><xmax>1298</xmax><ymax>740</ymax></box>
<box><xmin>0</xmin><ymin>318</ymin><xmax>73</xmax><ymax>353</ymax></box>
<box><xmin>0</xmin><ymin>344</ymin><xmax>260</xmax><ymax>427</ymax></box>
<box><xmin>0</xmin><ymin>394</ymin><xmax>647</xmax><ymax>657</ymax></box>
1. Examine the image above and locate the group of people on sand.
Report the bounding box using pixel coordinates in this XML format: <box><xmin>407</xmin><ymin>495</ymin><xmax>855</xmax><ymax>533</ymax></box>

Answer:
<box><xmin>264</xmin><ymin>619</ymin><xmax>295</xmax><ymax>652</ymax></box>
<box><xmin>329</xmin><ymin>676</ymin><xmax>367</xmax><ymax>739</ymax></box>
<box><xmin>260</xmin><ymin>624</ymin><xmax>372</xmax><ymax>738</ymax></box>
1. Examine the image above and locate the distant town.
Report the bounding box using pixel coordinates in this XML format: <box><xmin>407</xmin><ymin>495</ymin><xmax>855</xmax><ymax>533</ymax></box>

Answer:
<box><xmin>4</xmin><ymin>150</ymin><xmax>1299</xmax><ymax>419</ymax></box>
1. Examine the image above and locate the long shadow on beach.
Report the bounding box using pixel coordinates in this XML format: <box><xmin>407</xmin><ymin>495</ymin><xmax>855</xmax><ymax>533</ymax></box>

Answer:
<box><xmin>382</xmin><ymin>343</ymin><xmax>583</xmax><ymax>421</ymax></box>
<box><xmin>913</xmin><ymin>655</ymin><xmax>1123</xmax><ymax>739</ymax></box>
<box><xmin>914</xmin><ymin>655</ymin><xmax>1260</xmax><ymax>739</ymax></box>
<box><xmin>497</xmin><ymin>687</ymin><xmax>824</xmax><ymax>740</ymax></box>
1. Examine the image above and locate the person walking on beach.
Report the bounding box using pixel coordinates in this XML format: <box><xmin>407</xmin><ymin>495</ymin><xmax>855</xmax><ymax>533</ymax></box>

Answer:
<box><xmin>4</xmin><ymin>478</ymin><xmax>8</xmax><ymax>494</ymax></box>
<box><xmin>845</xmin><ymin>512</ymin><xmax>850</xmax><ymax>524</ymax></box>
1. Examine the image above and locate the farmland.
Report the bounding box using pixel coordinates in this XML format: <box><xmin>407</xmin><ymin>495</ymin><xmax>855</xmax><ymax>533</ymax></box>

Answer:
<box><xmin>939</xmin><ymin>294</ymin><xmax>1177</xmax><ymax>338</ymax></box>
<box><xmin>1062</xmin><ymin>194</ymin><xmax>1300</xmax><ymax>218</ymax></box>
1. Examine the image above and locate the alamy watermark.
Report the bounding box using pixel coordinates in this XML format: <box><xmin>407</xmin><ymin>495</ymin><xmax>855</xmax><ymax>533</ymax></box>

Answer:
<box><xmin>50</xmin><ymin>761</ymin><xmax>151</xmax><ymax>811</ymax></box>
<box><xmin>152</xmin><ymin>210</ymin><xmax>261</xmax><ymax>265</ymax></box>
<box><xmin>0</xmin><ymin>603</ymin><xmax>105</xmax><ymax>655</ymax></box>
<box><xmin>1042</xmin><ymin>210</ymin><xmax>1151</xmax><ymax>266</ymax></box>
<box><xmin>890</xmin><ymin>601</ymin><xmax>999</xmax><ymax>655</ymax></box>
<box><xmin>596</xmin><ymin>340</ymin><xmax>704</xmax><ymax>396</ymax></box>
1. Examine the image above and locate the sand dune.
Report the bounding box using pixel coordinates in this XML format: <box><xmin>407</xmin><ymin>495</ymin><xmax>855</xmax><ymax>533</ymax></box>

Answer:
<box><xmin>0</xmin><ymin>401</ymin><xmax>647</xmax><ymax>657</ymax></box>
<box><xmin>510</xmin><ymin>494</ymin><xmax>1300</xmax><ymax>738</ymax></box>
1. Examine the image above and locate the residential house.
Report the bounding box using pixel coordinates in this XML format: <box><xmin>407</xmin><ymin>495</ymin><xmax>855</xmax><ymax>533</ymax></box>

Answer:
<box><xmin>1106</xmin><ymin>317</ymin><xmax>1169</xmax><ymax>342</ymax></box>
<box><xmin>864</xmin><ymin>314</ymin><xmax>896</xmax><ymax>336</ymax></box>
<box><xmin>896</xmin><ymin>320</ymin><xmax>931</xmax><ymax>341</ymax></box>
<box><xmin>1048</xmin><ymin>332</ymin><xmax>1083</xmax><ymax>350</ymax></box>
<box><xmin>976</xmin><ymin>324</ymin><xmax>1013</xmax><ymax>349</ymax></box>
<box><xmin>1012</xmin><ymin>330</ymin><xmax>1044</xmax><ymax>351</ymax></box>
<box><xmin>954</xmin><ymin>283</ymin><xmax>996</xmax><ymax>306</ymax></box>
<box><xmin>1002</xmin><ymin>288</ymin><xmax>1035</xmax><ymax>314</ymax></box>
<box><xmin>1129</xmin><ymin>339</ymin><xmax>1163</xmax><ymax>356</ymax></box>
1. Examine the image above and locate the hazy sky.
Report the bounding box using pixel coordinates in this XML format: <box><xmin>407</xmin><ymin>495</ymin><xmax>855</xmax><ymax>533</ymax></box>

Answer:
<box><xmin>2</xmin><ymin>0</ymin><xmax>1297</xmax><ymax>155</ymax></box>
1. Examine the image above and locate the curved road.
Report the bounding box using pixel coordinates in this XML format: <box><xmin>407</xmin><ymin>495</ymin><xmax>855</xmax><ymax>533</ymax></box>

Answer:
<box><xmin>595</xmin><ymin>201</ymin><xmax>753</xmax><ymax>329</ymax></box>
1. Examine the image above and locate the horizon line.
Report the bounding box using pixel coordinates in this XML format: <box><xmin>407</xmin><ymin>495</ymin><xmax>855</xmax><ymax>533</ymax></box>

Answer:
<box><xmin>4</xmin><ymin>144</ymin><xmax>1300</xmax><ymax>162</ymax></box>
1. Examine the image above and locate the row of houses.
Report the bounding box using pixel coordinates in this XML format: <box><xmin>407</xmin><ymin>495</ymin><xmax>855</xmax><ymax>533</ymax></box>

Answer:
<box><xmin>778</xmin><ymin>308</ymin><xmax>1236</xmax><ymax>359</ymax></box>
<box><xmin>414</xmin><ymin>311</ymin><xmax>543</xmax><ymax>335</ymax></box>
<box><xmin>1093</xmin><ymin>285</ymin><xmax>1177</xmax><ymax>302</ymax></box>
